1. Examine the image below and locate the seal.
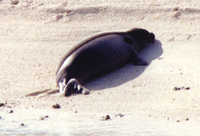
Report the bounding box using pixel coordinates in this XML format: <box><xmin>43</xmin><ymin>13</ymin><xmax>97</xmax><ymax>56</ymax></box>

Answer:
<box><xmin>56</xmin><ymin>28</ymin><xmax>155</xmax><ymax>96</ymax></box>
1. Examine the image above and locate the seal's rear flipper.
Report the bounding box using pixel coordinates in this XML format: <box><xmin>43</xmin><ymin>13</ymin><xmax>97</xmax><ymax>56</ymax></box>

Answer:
<box><xmin>59</xmin><ymin>78</ymin><xmax>90</xmax><ymax>96</ymax></box>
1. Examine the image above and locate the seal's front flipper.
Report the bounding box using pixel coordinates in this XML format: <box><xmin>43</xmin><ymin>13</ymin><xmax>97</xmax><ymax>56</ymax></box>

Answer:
<box><xmin>61</xmin><ymin>78</ymin><xmax>90</xmax><ymax>96</ymax></box>
<box><xmin>130</xmin><ymin>46</ymin><xmax>148</xmax><ymax>66</ymax></box>
<box><xmin>132</xmin><ymin>56</ymin><xmax>148</xmax><ymax>66</ymax></box>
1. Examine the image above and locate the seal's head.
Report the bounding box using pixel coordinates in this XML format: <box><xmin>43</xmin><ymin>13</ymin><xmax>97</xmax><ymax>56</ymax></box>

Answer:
<box><xmin>127</xmin><ymin>28</ymin><xmax>155</xmax><ymax>51</ymax></box>
<box><xmin>57</xmin><ymin>76</ymin><xmax>90</xmax><ymax>96</ymax></box>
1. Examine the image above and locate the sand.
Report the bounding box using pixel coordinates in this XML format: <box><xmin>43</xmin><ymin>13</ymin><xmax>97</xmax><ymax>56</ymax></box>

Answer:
<box><xmin>0</xmin><ymin>0</ymin><xmax>200</xmax><ymax>135</ymax></box>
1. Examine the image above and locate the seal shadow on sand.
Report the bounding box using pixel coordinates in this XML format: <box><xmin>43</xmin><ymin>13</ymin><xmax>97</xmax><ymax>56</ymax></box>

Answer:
<box><xmin>25</xmin><ymin>89</ymin><xmax>59</xmax><ymax>97</ymax></box>
<box><xmin>25</xmin><ymin>40</ymin><xmax>162</xmax><ymax>97</ymax></box>
<box><xmin>84</xmin><ymin>39</ymin><xmax>163</xmax><ymax>91</ymax></box>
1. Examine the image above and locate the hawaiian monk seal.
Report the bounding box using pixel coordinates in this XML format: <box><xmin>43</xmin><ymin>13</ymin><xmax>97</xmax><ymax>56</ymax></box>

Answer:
<box><xmin>56</xmin><ymin>28</ymin><xmax>155</xmax><ymax>96</ymax></box>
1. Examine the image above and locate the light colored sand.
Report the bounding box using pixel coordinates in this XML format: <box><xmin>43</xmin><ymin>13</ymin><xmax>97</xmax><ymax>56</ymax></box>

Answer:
<box><xmin>0</xmin><ymin>0</ymin><xmax>200</xmax><ymax>134</ymax></box>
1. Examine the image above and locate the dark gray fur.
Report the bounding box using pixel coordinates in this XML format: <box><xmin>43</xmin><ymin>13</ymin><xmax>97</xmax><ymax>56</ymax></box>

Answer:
<box><xmin>56</xmin><ymin>28</ymin><xmax>155</xmax><ymax>96</ymax></box>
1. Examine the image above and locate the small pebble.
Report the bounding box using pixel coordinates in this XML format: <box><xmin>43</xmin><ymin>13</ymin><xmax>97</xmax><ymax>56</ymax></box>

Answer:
<box><xmin>186</xmin><ymin>118</ymin><xmax>189</xmax><ymax>121</ymax></box>
<box><xmin>8</xmin><ymin>110</ymin><xmax>13</xmax><ymax>113</ymax></box>
<box><xmin>38</xmin><ymin>117</ymin><xmax>45</xmax><ymax>120</ymax></box>
<box><xmin>176</xmin><ymin>120</ymin><xmax>180</xmax><ymax>122</ymax></box>
<box><xmin>52</xmin><ymin>104</ymin><xmax>60</xmax><ymax>109</ymax></box>
<box><xmin>17</xmin><ymin>123</ymin><xmax>25</xmax><ymax>127</ymax></box>
<box><xmin>74</xmin><ymin>110</ymin><xmax>78</xmax><ymax>113</ymax></box>
<box><xmin>38</xmin><ymin>115</ymin><xmax>49</xmax><ymax>120</ymax></box>
<box><xmin>105</xmin><ymin>115</ymin><xmax>110</xmax><ymax>120</ymax></box>
<box><xmin>0</xmin><ymin>103</ymin><xmax>4</xmax><ymax>107</ymax></box>
<box><xmin>173</xmin><ymin>86</ymin><xmax>190</xmax><ymax>91</ymax></box>
<box><xmin>187</xmin><ymin>35</ymin><xmax>192</xmax><ymax>40</ymax></box>
<box><xmin>174</xmin><ymin>87</ymin><xmax>181</xmax><ymax>91</ymax></box>
<box><xmin>101</xmin><ymin>115</ymin><xmax>111</xmax><ymax>121</ymax></box>
<box><xmin>185</xmin><ymin>87</ymin><xmax>190</xmax><ymax>90</ymax></box>
<box><xmin>115</xmin><ymin>114</ymin><xmax>124</xmax><ymax>118</ymax></box>
<box><xmin>173</xmin><ymin>7</ymin><xmax>179</xmax><ymax>12</ymax></box>
<box><xmin>11</xmin><ymin>0</ymin><xmax>19</xmax><ymax>5</ymax></box>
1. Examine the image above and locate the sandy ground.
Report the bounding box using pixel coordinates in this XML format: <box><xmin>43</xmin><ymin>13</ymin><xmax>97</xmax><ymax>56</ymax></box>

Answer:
<box><xmin>1</xmin><ymin>0</ymin><xmax>200</xmax><ymax>135</ymax></box>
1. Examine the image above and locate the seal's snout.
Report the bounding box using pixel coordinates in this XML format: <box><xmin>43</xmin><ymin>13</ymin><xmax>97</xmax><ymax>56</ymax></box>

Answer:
<box><xmin>149</xmin><ymin>33</ymin><xmax>155</xmax><ymax>43</ymax></box>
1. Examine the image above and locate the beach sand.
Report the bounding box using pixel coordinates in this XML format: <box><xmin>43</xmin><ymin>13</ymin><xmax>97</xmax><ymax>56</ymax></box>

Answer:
<box><xmin>0</xmin><ymin>0</ymin><xmax>200</xmax><ymax>135</ymax></box>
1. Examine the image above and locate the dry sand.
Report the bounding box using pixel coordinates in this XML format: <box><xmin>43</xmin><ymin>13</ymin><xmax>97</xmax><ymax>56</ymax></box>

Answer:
<box><xmin>0</xmin><ymin>0</ymin><xmax>200</xmax><ymax>135</ymax></box>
